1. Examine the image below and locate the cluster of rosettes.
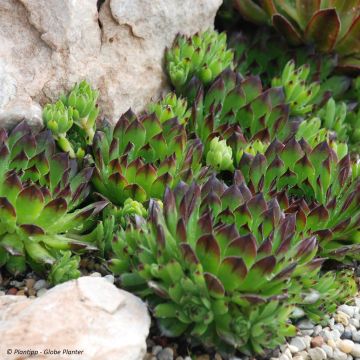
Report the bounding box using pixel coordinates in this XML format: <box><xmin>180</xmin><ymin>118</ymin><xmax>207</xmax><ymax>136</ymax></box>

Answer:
<box><xmin>0</xmin><ymin>122</ymin><xmax>106</xmax><ymax>278</ymax></box>
<box><xmin>110</xmin><ymin>176</ymin><xmax>326</xmax><ymax>354</ymax></box>
<box><xmin>91</xmin><ymin>109</ymin><xmax>207</xmax><ymax>205</ymax></box>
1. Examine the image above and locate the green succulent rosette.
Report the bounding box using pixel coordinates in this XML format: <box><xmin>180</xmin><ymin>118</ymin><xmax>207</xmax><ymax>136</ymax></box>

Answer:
<box><xmin>166</xmin><ymin>30</ymin><xmax>234</xmax><ymax>92</ymax></box>
<box><xmin>109</xmin><ymin>176</ymin><xmax>328</xmax><ymax>354</ymax></box>
<box><xmin>233</xmin><ymin>0</ymin><xmax>360</xmax><ymax>72</ymax></box>
<box><xmin>91</xmin><ymin>109</ymin><xmax>208</xmax><ymax>205</ymax></box>
<box><xmin>0</xmin><ymin>122</ymin><xmax>107</xmax><ymax>275</ymax></box>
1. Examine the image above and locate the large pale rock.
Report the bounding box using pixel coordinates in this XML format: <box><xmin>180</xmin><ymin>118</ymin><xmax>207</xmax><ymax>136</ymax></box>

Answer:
<box><xmin>0</xmin><ymin>276</ymin><xmax>150</xmax><ymax>360</ymax></box>
<box><xmin>0</xmin><ymin>0</ymin><xmax>222</xmax><ymax>128</ymax></box>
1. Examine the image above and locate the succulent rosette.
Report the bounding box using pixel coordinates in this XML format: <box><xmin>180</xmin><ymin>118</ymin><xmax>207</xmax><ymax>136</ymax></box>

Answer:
<box><xmin>238</xmin><ymin>135</ymin><xmax>360</xmax><ymax>258</ymax></box>
<box><xmin>91</xmin><ymin>109</ymin><xmax>207</xmax><ymax>205</ymax></box>
<box><xmin>0</xmin><ymin>122</ymin><xmax>107</xmax><ymax>275</ymax></box>
<box><xmin>166</xmin><ymin>30</ymin><xmax>234</xmax><ymax>92</ymax></box>
<box><xmin>147</xmin><ymin>93</ymin><xmax>191</xmax><ymax>125</ymax></box>
<box><xmin>109</xmin><ymin>175</ymin><xmax>326</xmax><ymax>354</ymax></box>
<box><xmin>233</xmin><ymin>0</ymin><xmax>360</xmax><ymax>72</ymax></box>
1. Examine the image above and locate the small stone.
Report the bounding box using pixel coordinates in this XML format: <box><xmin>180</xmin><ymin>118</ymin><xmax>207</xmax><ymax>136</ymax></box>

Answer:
<box><xmin>353</xmin><ymin>331</ymin><xmax>360</xmax><ymax>343</ymax></box>
<box><xmin>214</xmin><ymin>354</ymin><xmax>222</xmax><ymax>360</ymax></box>
<box><xmin>10</xmin><ymin>280</ymin><xmax>24</xmax><ymax>288</ymax></box>
<box><xmin>328</xmin><ymin>339</ymin><xmax>337</xmax><ymax>348</ymax></box>
<box><xmin>16</xmin><ymin>290</ymin><xmax>25</xmax><ymax>296</ymax></box>
<box><xmin>293</xmin><ymin>356</ymin><xmax>304</xmax><ymax>360</ymax></box>
<box><xmin>176</xmin><ymin>357</ymin><xmax>184</xmax><ymax>360</ymax></box>
<box><xmin>36</xmin><ymin>288</ymin><xmax>47</xmax><ymax>297</ymax></box>
<box><xmin>298</xmin><ymin>320</ymin><xmax>315</xmax><ymax>330</ymax></box>
<box><xmin>33</xmin><ymin>279</ymin><xmax>48</xmax><ymax>291</ymax></box>
<box><xmin>321</xmin><ymin>344</ymin><xmax>333</xmax><ymax>358</ymax></box>
<box><xmin>336</xmin><ymin>324</ymin><xmax>345</xmax><ymax>333</ymax></box>
<box><xmin>314</xmin><ymin>326</ymin><xmax>323</xmax><ymax>336</ymax></box>
<box><xmin>332</xmin><ymin>330</ymin><xmax>342</xmax><ymax>341</ymax></box>
<box><xmin>0</xmin><ymin>291</ymin><xmax>5</xmax><ymax>296</ymax></box>
<box><xmin>284</xmin><ymin>348</ymin><xmax>293</xmax><ymax>359</ymax></box>
<box><xmin>343</xmin><ymin>331</ymin><xmax>353</xmax><ymax>340</ymax></box>
<box><xmin>301</xmin><ymin>330</ymin><xmax>315</xmax><ymax>336</ymax></box>
<box><xmin>339</xmin><ymin>305</ymin><xmax>356</xmax><ymax>318</ymax></box>
<box><xmin>350</xmin><ymin>319</ymin><xmax>360</xmax><ymax>328</ymax></box>
<box><xmin>339</xmin><ymin>340</ymin><xmax>355</xmax><ymax>354</ymax></box>
<box><xmin>308</xmin><ymin>347</ymin><xmax>327</xmax><ymax>360</ymax></box>
<box><xmin>152</xmin><ymin>345</ymin><xmax>162</xmax><ymax>355</ymax></box>
<box><xmin>104</xmin><ymin>275</ymin><xmax>115</xmax><ymax>284</ymax></box>
<box><xmin>334</xmin><ymin>349</ymin><xmax>348</xmax><ymax>360</ymax></box>
<box><xmin>184</xmin><ymin>357</ymin><xmax>192</xmax><ymax>360</ymax></box>
<box><xmin>329</xmin><ymin>318</ymin><xmax>335</xmax><ymax>328</ymax></box>
<box><xmin>351</xmin><ymin>344</ymin><xmax>360</xmax><ymax>357</ymax></box>
<box><xmin>279</xmin><ymin>355</ymin><xmax>290</xmax><ymax>360</ymax></box>
<box><xmin>320</xmin><ymin>330</ymin><xmax>332</xmax><ymax>341</ymax></box>
<box><xmin>289</xmin><ymin>345</ymin><xmax>300</xmax><ymax>354</ymax></box>
<box><xmin>304</xmin><ymin>336</ymin><xmax>312</xmax><ymax>349</ymax></box>
<box><xmin>25</xmin><ymin>278</ymin><xmax>36</xmax><ymax>289</ymax></box>
<box><xmin>290</xmin><ymin>337</ymin><xmax>307</xmax><ymax>352</ymax></box>
<box><xmin>347</xmin><ymin>355</ymin><xmax>353</xmax><ymax>360</ymax></box>
<box><xmin>90</xmin><ymin>272</ymin><xmax>102</xmax><ymax>278</ymax></box>
<box><xmin>157</xmin><ymin>347</ymin><xmax>174</xmax><ymax>360</ymax></box>
<box><xmin>196</xmin><ymin>356</ymin><xmax>210</xmax><ymax>360</ymax></box>
<box><xmin>311</xmin><ymin>336</ymin><xmax>325</xmax><ymax>348</ymax></box>
<box><xmin>336</xmin><ymin>312</ymin><xmax>351</xmax><ymax>326</ymax></box>
<box><xmin>6</xmin><ymin>288</ymin><xmax>17</xmax><ymax>295</ymax></box>
<box><xmin>297</xmin><ymin>351</ymin><xmax>310</xmax><ymax>360</ymax></box>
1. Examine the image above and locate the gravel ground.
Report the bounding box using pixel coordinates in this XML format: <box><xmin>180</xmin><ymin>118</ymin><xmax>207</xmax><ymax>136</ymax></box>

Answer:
<box><xmin>2</xmin><ymin>269</ymin><xmax>360</xmax><ymax>360</ymax></box>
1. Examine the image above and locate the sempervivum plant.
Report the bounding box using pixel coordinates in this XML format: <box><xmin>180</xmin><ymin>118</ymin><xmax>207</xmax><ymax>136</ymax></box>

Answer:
<box><xmin>233</xmin><ymin>0</ymin><xmax>360</xmax><ymax>71</ymax></box>
<box><xmin>166</xmin><ymin>30</ymin><xmax>234</xmax><ymax>92</ymax></box>
<box><xmin>91</xmin><ymin>109</ymin><xmax>207</xmax><ymax>205</ymax></box>
<box><xmin>238</xmin><ymin>136</ymin><xmax>360</xmax><ymax>258</ymax></box>
<box><xmin>272</xmin><ymin>60</ymin><xmax>320</xmax><ymax>116</ymax></box>
<box><xmin>191</xmin><ymin>68</ymin><xmax>291</xmax><ymax>143</ymax></box>
<box><xmin>0</xmin><ymin>122</ymin><xmax>107</xmax><ymax>276</ymax></box>
<box><xmin>147</xmin><ymin>93</ymin><xmax>191</xmax><ymax>125</ymax></box>
<box><xmin>109</xmin><ymin>176</ymin><xmax>325</xmax><ymax>354</ymax></box>
<box><xmin>43</xmin><ymin>80</ymin><xmax>99</xmax><ymax>159</ymax></box>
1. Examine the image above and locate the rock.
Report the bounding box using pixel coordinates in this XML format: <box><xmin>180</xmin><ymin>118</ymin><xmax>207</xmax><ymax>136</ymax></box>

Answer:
<box><xmin>353</xmin><ymin>331</ymin><xmax>360</xmax><ymax>342</ymax></box>
<box><xmin>314</xmin><ymin>326</ymin><xmax>323</xmax><ymax>336</ymax></box>
<box><xmin>157</xmin><ymin>347</ymin><xmax>174</xmax><ymax>360</ymax></box>
<box><xmin>290</xmin><ymin>337</ymin><xmax>308</xmax><ymax>352</ymax></box>
<box><xmin>343</xmin><ymin>331</ymin><xmax>354</xmax><ymax>340</ymax></box>
<box><xmin>298</xmin><ymin>320</ymin><xmax>315</xmax><ymax>330</ymax></box>
<box><xmin>33</xmin><ymin>279</ymin><xmax>47</xmax><ymax>291</ymax></box>
<box><xmin>335</xmin><ymin>324</ymin><xmax>346</xmax><ymax>334</ymax></box>
<box><xmin>339</xmin><ymin>340</ymin><xmax>355</xmax><ymax>354</ymax></box>
<box><xmin>289</xmin><ymin>345</ymin><xmax>300</xmax><ymax>354</ymax></box>
<box><xmin>336</xmin><ymin>311</ymin><xmax>351</xmax><ymax>326</ymax></box>
<box><xmin>308</xmin><ymin>348</ymin><xmax>327</xmax><ymax>360</ymax></box>
<box><xmin>350</xmin><ymin>319</ymin><xmax>360</xmax><ymax>328</ymax></box>
<box><xmin>279</xmin><ymin>355</ymin><xmax>290</xmax><ymax>360</ymax></box>
<box><xmin>297</xmin><ymin>351</ymin><xmax>310</xmax><ymax>360</ymax></box>
<box><xmin>311</xmin><ymin>336</ymin><xmax>325</xmax><ymax>348</ymax></box>
<box><xmin>328</xmin><ymin>339</ymin><xmax>337</xmax><ymax>348</ymax></box>
<box><xmin>321</xmin><ymin>344</ymin><xmax>333</xmax><ymax>358</ymax></box>
<box><xmin>351</xmin><ymin>344</ymin><xmax>360</xmax><ymax>357</ymax></box>
<box><xmin>0</xmin><ymin>0</ymin><xmax>221</xmax><ymax>128</ymax></box>
<box><xmin>152</xmin><ymin>345</ymin><xmax>163</xmax><ymax>355</ymax></box>
<box><xmin>334</xmin><ymin>349</ymin><xmax>349</xmax><ymax>360</ymax></box>
<box><xmin>339</xmin><ymin>305</ymin><xmax>356</xmax><ymax>318</ymax></box>
<box><xmin>0</xmin><ymin>277</ymin><xmax>150</xmax><ymax>360</ymax></box>
<box><xmin>36</xmin><ymin>288</ymin><xmax>47</xmax><ymax>297</ymax></box>
<box><xmin>104</xmin><ymin>274</ymin><xmax>115</xmax><ymax>284</ymax></box>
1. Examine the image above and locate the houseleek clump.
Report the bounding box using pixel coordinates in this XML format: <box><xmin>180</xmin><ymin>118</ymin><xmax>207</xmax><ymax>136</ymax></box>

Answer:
<box><xmin>0</xmin><ymin>122</ymin><xmax>107</xmax><ymax>276</ymax></box>
<box><xmin>109</xmin><ymin>176</ymin><xmax>338</xmax><ymax>354</ymax></box>
<box><xmin>91</xmin><ymin>110</ymin><xmax>207</xmax><ymax>205</ymax></box>
<box><xmin>166</xmin><ymin>30</ymin><xmax>234</xmax><ymax>92</ymax></box>
<box><xmin>43</xmin><ymin>80</ymin><xmax>99</xmax><ymax>159</ymax></box>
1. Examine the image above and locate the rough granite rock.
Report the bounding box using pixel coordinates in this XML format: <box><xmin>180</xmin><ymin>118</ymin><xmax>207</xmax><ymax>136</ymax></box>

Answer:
<box><xmin>0</xmin><ymin>0</ymin><xmax>222</xmax><ymax>128</ymax></box>
<box><xmin>0</xmin><ymin>276</ymin><xmax>151</xmax><ymax>360</ymax></box>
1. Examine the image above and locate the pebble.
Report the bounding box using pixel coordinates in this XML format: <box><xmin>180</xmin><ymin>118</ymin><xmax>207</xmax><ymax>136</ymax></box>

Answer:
<box><xmin>328</xmin><ymin>339</ymin><xmax>337</xmax><ymax>348</ymax></box>
<box><xmin>334</xmin><ymin>349</ymin><xmax>348</xmax><ymax>360</ymax></box>
<box><xmin>343</xmin><ymin>331</ymin><xmax>353</xmax><ymax>340</ymax></box>
<box><xmin>351</xmin><ymin>344</ymin><xmax>360</xmax><ymax>357</ymax></box>
<box><xmin>311</xmin><ymin>336</ymin><xmax>324</xmax><ymax>348</ymax></box>
<box><xmin>298</xmin><ymin>320</ymin><xmax>315</xmax><ymax>330</ymax></box>
<box><xmin>36</xmin><ymin>288</ymin><xmax>47</xmax><ymax>297</ymax></box>
<box><xmin>339</xmin><ymin>306</ymin><xmax>356</xmax><ymax>318</ymax></box>
<box><xmin>152</xmin><ymin>346</ymin><xmax>162</xmax><ymax>356</ymax></box>
<box><xmin>353</xmin><ymin>331</ymin><xmax>360</xmax><ymax>342</ymax></box>
<box><xmin>89</xmin><ymin>272</ymin><xmax>102</xmax><ymax>278</ymax></box>
<box><xmin>313</xmin><ymin>326</ymin><xmax>323</xmax><ymax>337</ymax></box>
<box><xmin>279</xmin><ymin>355</ymin><xmax>290</xmax><ymax>360</ymax></box>
<box><xmin>308</xmin><ymin>348</ymin><xmax>326</xmax><ymax>360</ymax></box>
<box><xmin>104</xmin><ymin>275</ymin><xmax>115</xmax><ymax>284</ymax></box>
<box><xmin>157</xmin><ymin>347</ymin><xmax>174</xmax><ymax>360</ymax></box>
<box><xmin>350</xmin><ymin>319</ymin><xmax>360</xmax><ymax>328</ymax></box>
<box><xmin>0</xmin><ymin>290</ymin><xmax>5</xmax><ymax>296</ymax></box>
<box><xmin>6</xmin><ymin>287</ymin><xmax>17</xmax><ymax>295</ymax></box>
<box><xmin>288</xmin><ymin>345</ymin><xmax>300</xmax><ymax>354</ymax></box>
<box><xmin>290</xmin><ymin>337</ymin><xmax>307</xmax><ymax>352</ymax></box>
<box><xmin>339</xmin><ymin>340</ymin><xmax>355</xmax><ymax>354</ymax></box>
<box><xmin>336</xmin><ymin>312</ymin><xmax>351</xmax><ymax>326</ymax></box>
<box><xmin>33</xmin><ymin>279</ymin><xmax>47</xmax><ymax>291</ymax></box>
<box><xmin>321</xmin><ymin>344</ymin><xmax>333</xmax><ymax>358</ymax></box>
